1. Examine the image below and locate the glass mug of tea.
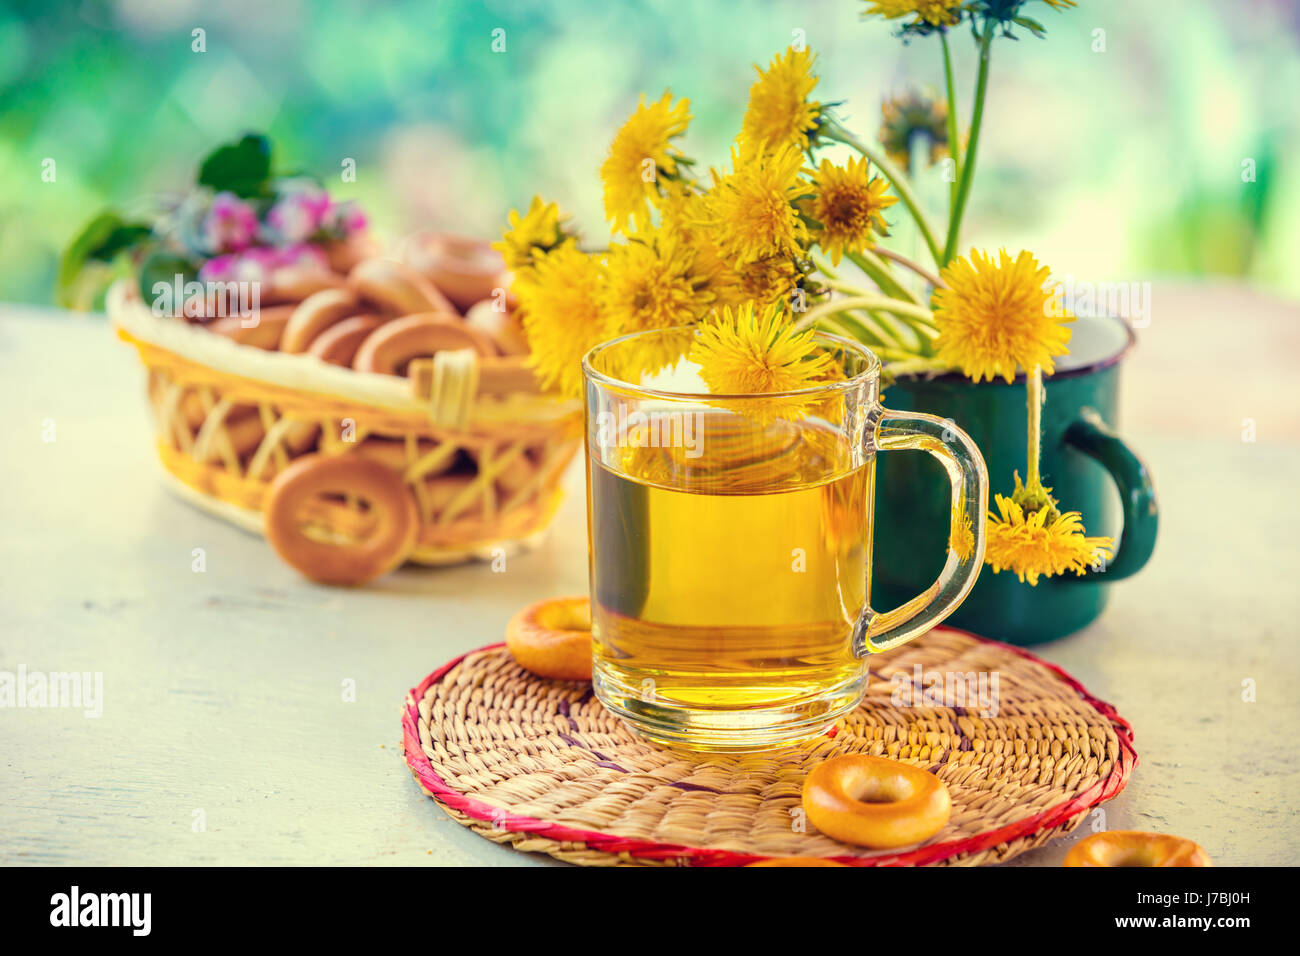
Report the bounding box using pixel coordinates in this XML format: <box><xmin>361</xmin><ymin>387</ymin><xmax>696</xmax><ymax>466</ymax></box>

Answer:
<box><xmin>583</xmin><ymin>328</ymin><xmax>988</xmax><ymax>751</ymax></box>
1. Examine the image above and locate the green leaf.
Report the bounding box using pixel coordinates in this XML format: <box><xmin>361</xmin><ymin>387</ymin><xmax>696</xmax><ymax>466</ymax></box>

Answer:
<box><xmin>56</xmin><ymin>211</ymin><xmax>153</xmax><ymax>309</ymax></box>
<box><xmin>1013</xmin><ymin>15</ymin><xmax>1046</xmax><ymax>38</ymax></box>
<box><xmin>138</xmin><ymin>251</ymin><xmax>200</xmax><ymax>311</ymax></box>
<box><xmin>197</xmin><ymin>133</ymin><xmax>273</xmax><ymax>198</ymax></box>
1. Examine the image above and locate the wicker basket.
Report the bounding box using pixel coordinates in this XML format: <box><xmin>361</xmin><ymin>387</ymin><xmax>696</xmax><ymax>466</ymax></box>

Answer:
<box><xmin>108</xmin><ymin>280</ymin><xmax>582</xmax><ymax>572</ymax></box>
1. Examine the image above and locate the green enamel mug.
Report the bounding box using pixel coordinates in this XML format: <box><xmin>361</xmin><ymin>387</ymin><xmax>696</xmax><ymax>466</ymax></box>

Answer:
<box><xmin>872</xmin><ymin>315</ymin><xmax>1158</xmax><ymax>645</ymax></box>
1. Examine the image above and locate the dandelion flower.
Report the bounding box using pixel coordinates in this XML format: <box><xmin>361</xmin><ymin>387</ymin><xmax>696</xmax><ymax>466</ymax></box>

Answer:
<box><xmin>740</xmin><ymin>46</ymin><xmax>822</xmax><ymax>157</ymax></box>
<box><xmin>733</xmin><ymin>256</ymin><xmax>806</xmax><ymax>308</ymax></box>
<box><xmin>804</xmin><ymin>156</ymin><xmax>897</xmax><ymax>265</ymax></box>
<box><xmin>601</xmin><ymin>237</ymin><xmax>711</xmax><ymax>374</ymax></box>
<box><xmin>933</xmin><ymin>249</ymin><xmax>1072</xmax><ymax>384</ymax></box>
<box><xmin>601</xmin><ymin>93</ymin><xmax>692</xmax><ymax>234</ymax></box>
<box><xmin>950</xmin><ymin>497</ymin><xmax>976</xmax><ymax>563</ymax></box>
<box><xmin>513</xmin><ymin>244</ymin><xmax>612</xmax><ymax>398</ymax></box>
<box><xmin>654</xmin><ymin>178</ymin><xmax>705</xmax><ymax>237</ymax></box>
<box><xmin>880</xmin><ymin>89</ymin><xmax>951</xmax><ymax>171</ymax></box>
<box><xmin>984</xmin><ymin>474</ymin><xmax>1114</xmax><ymax>585</ymax></box>
<box><xmin>862</xmin><ymin>0</ymin><xmax>963</xmax><ymax>27</ymax></box>
<box><xmin>704</xmin><ymin>145</ymin><xmax>811</xmax><ymax>266</ymax></box>
<box><xmin>493</xmin><ymin>197</ymin><xmax>570</xmax><ymax>272</ymax></box>
<box><xmin>691</xmin><ymin>301</ymin><xmax>832</xmax><ymax>395</ymax></box>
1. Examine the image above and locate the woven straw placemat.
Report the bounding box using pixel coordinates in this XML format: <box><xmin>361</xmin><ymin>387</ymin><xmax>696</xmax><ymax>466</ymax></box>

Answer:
<box><xmin>402</xmin><ymin>626</ymin><xmax>1136</xmax><ymax>866</ymax></box>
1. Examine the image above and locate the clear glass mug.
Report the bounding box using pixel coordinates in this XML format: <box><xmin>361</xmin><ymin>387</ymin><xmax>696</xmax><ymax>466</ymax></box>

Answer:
<box><xmin>582</xmin><ymin>328</ymin><xmax>988</xmax><ymax>751</ymax></box>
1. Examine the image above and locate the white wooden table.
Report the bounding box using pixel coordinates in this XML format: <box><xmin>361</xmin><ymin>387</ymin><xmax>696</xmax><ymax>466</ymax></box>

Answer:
<box><xmin>2</xmin><ymin>281</ymin><xmax>1297</xmax><ymax>866</ymax></box>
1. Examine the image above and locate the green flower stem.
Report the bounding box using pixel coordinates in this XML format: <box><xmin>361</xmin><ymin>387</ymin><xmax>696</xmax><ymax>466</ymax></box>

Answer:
<box><xmin>863</xmin><ymin>246</ymin><xmax>945</xmax><ymax>291</ymax></box>
<box><xmin>810</xmin><ymin>282</ymin><xmax>910</xmax><ymax>349</ymax></box>
<box><xmin>809</xmin><ymin>299</ymin><xmax>903</xmax><ymax>350</ymax></box>
<box><xmin>1026</xmin><ymin>365</ymin><xmax>1043</xmax><ymax>489</ymax></box>
<box><xmin>822</xmin><ymin>314</ymin><xmax>917</xmax><ymax>362</ymax></box>
<box><xmin>875</xmin><ymin>346</ymin><xmax>924</xmax><ymax>363</ymax></box>
<box><xmin>844</xmin><ymin>249</ymin><xmax>919</xmax><ymax>304</ymax></box>
<box><xmin>795</xmin><ymin>294</ymin><xmax>935</xmax><ymax>333</ymax></box>
<box><xmin>940</xmin><ymin>32</ymin><xmax>962</xmax><ymax>209</ymax></box>
<box><xmin>850</xmin><ymin>308</ymin><xmax>912</xmax><ymax>352</ymax></box>
<box><xmin>821</xmin><ymin>120</ymin><xmax>943</xmax><ymax>268</ymax></box>
<box><xmin>885</xmin><ymin>356</ymin><xmax>953</xmax><ymax>378</ymax></box>
<box><xmin>888</xmin><ymin>311</ymin><xmax>938</xmax><ymax>357</ymax></box>
<box><xmin>817</xmin><ymin>313</ymin><xmax>886</xmax><ymax>349</ymax></box>
<box><xmin>943</xmin><ymin>18</ymin><xmax>996</xmax><ymax>266</ymax></box>
<box><xmin>811</xmin><ymin>253</ymin><xmax>840</xmax><ymax>280</ymax></box>
<box><xmin>820</xmin><ymin>276</ymin><xmax>874</xmax><ymax>297</ymax></box>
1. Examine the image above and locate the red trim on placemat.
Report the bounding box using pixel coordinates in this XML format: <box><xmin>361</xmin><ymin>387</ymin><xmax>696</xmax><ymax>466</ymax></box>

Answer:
<box><xmin>401</xmin><ymin>627</ymin><xmax>1138</xmax><ymax>867</ymax></box>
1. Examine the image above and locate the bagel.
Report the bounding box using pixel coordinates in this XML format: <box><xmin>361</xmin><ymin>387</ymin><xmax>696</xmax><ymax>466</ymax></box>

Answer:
<box><xmin>178</xmin><ymin>392</ymin><xmax>212</xmax><ymax>429</ymax></box>
<box><xmin>801</xmin><ymin>755</ymin><xmax>951</xmax><ymax>849</ymax></box>
<box><xmin>282</xmin><ymin>419</ymin><xmax>321</xmax><ymax>454</ymax></box>
<box><xmin>402</xmin><ymin>233</ymin><xmax>505</xmax><ymax>311</ymax></box>
<box><xmin>505</xmin><ymin>596</ymin><xmax>592</xmax><ymax>681</ymax></box>
<box><xmin>1064</xmin><ymin>831</ymin><xmax>1211</xmax><ymax>868</ymax></box>
<box><xmin>265</xmin><ymin>266</ymin><xmax>346</xmax><ymax>304</ymax></box>
<box><xmin>263</xmin><ymin>453</ymin><xmax>419</xmax><ymax>585</ymax></box>
<box><xmin>469</xmin><ymin>445</ymin><xmax>537</xmax><ymax>495</ymax></box>
<box><xmin>305</xmin><ymin>314</ymin><xmax>385</xmax><ymax>367</ymax></box>
<box><xmin>495</xmin><ymin>269</ymin><xmax>519</xmax><ymax>311</ymax></box>
<box><xmin>207</xmin><ymin>305</ymin><xmax>295</xmax><ymax>350</ymax></box>
<box><xmin>424</xmin><ymin>473</ymin><xmax>484</xmax><ymax>523</ymax></box>
<box><xmin>281</xmin><ymin>289</ymin><xmax>364</xmax><ymax>353</ymax></box>
<box><xmin>324</xmin><ymin>234</ymin><xmax>380</xmax><ymax>274</ymax></box>
<box><xmin>195</xmin><ymin>406</ymin><xmax>265</xmax><ymax>462</ymax></box>
<box><xmin>464</xmin><ymin>300</ymin><xmax>529</xmax><ymax>356</ymax></box>
<box><xmin>347</xmin><ymin>257</ymin><xmax>457</xmax><ymax>317</ymax></box>
<box><xmin>352</xmin><ymin>313</ymin><xmax>496</xmax><ymax>376</ymax></box>
<box><xmin>351</xmin><ymin>437</ymin><xmax>453</xmax><ymax>479</ymax></box>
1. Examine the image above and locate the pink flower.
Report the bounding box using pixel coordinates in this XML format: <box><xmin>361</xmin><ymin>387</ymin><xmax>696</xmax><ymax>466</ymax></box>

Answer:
<box><xmin>198</xmin><ymin>253</ymin><xmax>243</xmax><ymax>284</ymax></box>
<box><xmin>239</xmin><ymin>246</ymin><xmax>282</xmax><ymax>270</ymax></box>
<box><xmin>274</xmin><ymin>243</ymin><xmax>329</xmax><ymax>271</ymax></box>
<box><xmin>202</xmin><ymin>192</ymin><xmax>259</xmax><ymax>253</ymax></box>
<box><xmin>266</xmin><ymin>185</ymin><xmax>332</xmax><ymax>244</ymax></box>
<box><xmin>199</xmin><ymin>244</ymin><xmax>331</xmax><ymax>286</ymax></box>
<box><xmin>326</xmin><ymin>200</ymin><xmax>368</xmax><ymax>236</ymax></box>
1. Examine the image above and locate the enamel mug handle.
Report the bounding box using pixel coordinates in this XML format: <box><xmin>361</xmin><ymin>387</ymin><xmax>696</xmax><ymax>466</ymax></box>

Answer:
<box><xmin>1062</xmin><ymin>408</ymin><xmax>1158</xmax><ymax>581</ymax></box>
<box><xmin>858</xmin><ymin>409</ymin><xmax>989</xmax><ymax>654</ymax></box>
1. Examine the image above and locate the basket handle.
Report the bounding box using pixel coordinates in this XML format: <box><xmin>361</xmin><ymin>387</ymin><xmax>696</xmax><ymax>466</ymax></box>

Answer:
<box><xmin>409</xmin><ymin>354</ymin><xmax>541</xmax><ymax>405</ymax></box>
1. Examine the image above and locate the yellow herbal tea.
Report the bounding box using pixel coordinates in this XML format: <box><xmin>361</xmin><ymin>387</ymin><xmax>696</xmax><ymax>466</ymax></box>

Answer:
<box><xmin>587</xmin><ymin>413</ymin><xmax>872</xmax><ymax>745</ymax></box>
<box><xmin>582</xmin><ymin>328</ymin><xmax>988</xmax><ymax>751</ymax></box>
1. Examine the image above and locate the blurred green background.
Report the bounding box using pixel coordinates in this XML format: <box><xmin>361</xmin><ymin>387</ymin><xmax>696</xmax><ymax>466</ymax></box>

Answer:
<box><xmin>2</xmin><ymin>0</ymin><xmax>1298</xmax><ymax>306</ymax></box>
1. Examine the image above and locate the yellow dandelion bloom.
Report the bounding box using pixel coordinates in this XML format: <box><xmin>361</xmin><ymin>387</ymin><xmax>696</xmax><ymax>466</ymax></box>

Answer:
<box><xmin>862</xmin><ymin>0</ymin><xmax>963</xmax><ymax>27</ymax></box>
<box><xmin>985</xmin><ymin>493</ymin><xmax>1114</xmax><ymax>586</ymax></box>
<box><xmin>740</xmin><ymin>46</ymin><xmax>822</xmax><ymax>157</ymax></box>
<box><xmin>653</xmin><ymin>184</ymin><xmax>752</xmax><ymax>308</ymax></box>
<box><xmin>704</xmin><ymin>254</ymin><xmax>804</xmax><ymax>312</ymax></box>
<box><xmin>691</xmin><ymin>301</ymin><xmax>833</xmax><ymax>395</ymax></box>
<box><xmin>513</xmin><ymin>244</ymin><xmax>612</xmax><ymax>398</ymax></box>
<box><xmin>601</xmin><ymin>238</ymin><xmax>711</xmax><ymax>374</ymax></box>
<box><xmin>804</xmin><ymin>156</ymin><xmax>898</xmax><ymax>265</ymax></box>
<box><xmin>704</xmin><ymin>144</ymin><xmax>811</xmax><ymax>266</ymax></box>
<box><xmin>654</xmin><ymin>179</ymin><xmax>705</xmax><ymax>236</ymax></box>
<box><xmin>950</xmin><ymin>497</ymin><xmax>975</xmax><ymax>563</ymax></box>
<box><xmin>601</xmin><ymin>92</ymin><xmax>692</xmax><ymax>234</ymax></box>
<box><xmin>880</xmin><ymin>89</ymin><xmax>950</xmax><ymax>171</ymax></box>
<box><xmin>733</xmin><ymin>255</ymin><xmax>805</xmax><ymax>308</ymax></box>
<box><xmin>493</xmin><ymin>196</ymin><xmax>570</xmax><ymax>273</ymax></box>
<box><xmin>656</xmin><ymin>181</ymin><xmax>804</xmax><ymax>310</ymax></box>
<box><xmin>933</xmin><ymin>249</ymin><xmax>1073</xmax><ymax>384</ymax></box>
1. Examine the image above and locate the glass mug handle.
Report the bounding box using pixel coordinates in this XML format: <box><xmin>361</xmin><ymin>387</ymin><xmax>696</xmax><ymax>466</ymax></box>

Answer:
<box><xmin>856</xmin><ymin>409</ymin><xmax>989</xmax><ymax>655</ymax></box>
